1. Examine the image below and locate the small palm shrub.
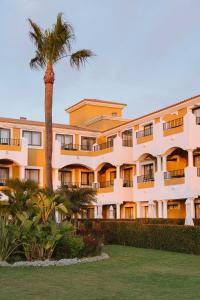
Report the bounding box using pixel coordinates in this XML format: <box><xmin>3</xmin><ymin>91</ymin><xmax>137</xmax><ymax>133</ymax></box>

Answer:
<box><xmin>0</xmin><ymin>217</ymin><xmax>20</xmax><ymax>261</ymax></box>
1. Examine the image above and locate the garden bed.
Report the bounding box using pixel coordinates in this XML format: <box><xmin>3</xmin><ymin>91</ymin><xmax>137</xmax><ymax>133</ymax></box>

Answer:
<box><xmin>0</xmin><ymin>252</ymin><xmax>109</xmax><ymax>267</ymax></box>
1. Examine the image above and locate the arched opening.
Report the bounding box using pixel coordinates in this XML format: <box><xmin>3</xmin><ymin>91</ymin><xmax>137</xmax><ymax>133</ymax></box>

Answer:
<box><xmin>0</xmin><ymin>159</ymin><xmax>19</xmax><ymax>186</ymax></box>
<box><xmin>137</xmin><ymin>153</ymin><xmax>156</xmax><ymax>183</ymax></box>
<box><xmin>97</xmin><ymin>162</ymin><xmax>116</xmax><ymax>188</ymax></box>
<box><xmin>164</xmin><ymin>147</ymin><xmax>188</xmax><ymax>179</ymax></box>
<box><xmin>58</xmin><ymin>163</ymin><xmax>94</xmax><ymax>188</ymax></box>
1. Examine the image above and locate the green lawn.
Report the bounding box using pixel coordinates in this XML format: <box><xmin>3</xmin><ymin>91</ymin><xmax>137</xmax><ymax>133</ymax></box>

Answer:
<box><xmin>1</xmin><ymin>245</ymin><xmax>200</xmax><ymax>300</ymax></box>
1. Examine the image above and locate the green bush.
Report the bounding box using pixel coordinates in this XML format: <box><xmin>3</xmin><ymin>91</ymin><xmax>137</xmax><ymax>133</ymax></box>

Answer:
<box><xmin>100</xmin><ymin>221</ymin><xmax>200</xmax><ymax>255</ymax></box>
<box><xmin>54</xmin><ymin>235</ymin><xmax>84</xmax><ymax>259</ymax></box>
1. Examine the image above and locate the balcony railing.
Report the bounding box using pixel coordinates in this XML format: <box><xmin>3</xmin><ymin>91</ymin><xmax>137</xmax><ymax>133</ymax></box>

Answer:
<box><xmin>122</xmin><ymin>140</ymin><xmax>133</xmax><ymax>147</ymax></box>
<box><xmin>137</xmin><ymin>175</ymin><xmax>154</xmax><ymax>183</ymax></box>
<box><xmin>163</xmin><ymin>117</ymin><xmax>183</xmax><ymax>131</ymax></box>
<box><xmin>0</xmin><ymin>138</ymin><xmax>20</xmax><ymax>146</ymax></box>
<box><xmin>196</xmin><ymin>117</ymin><xmax>200</xmax><ymax>125</ymax></box>
<box><xmin>164</xmin><ymin>169</ymin><xmax>185</xmax><ymax>179</ymax></box>
<box><xmin>0</xmin><ymin>178</ymin><xmax>8</xmax><ymax>186</ymax></box>
<box><xmin>61</xmin><ymin>144</ymin><xmax>93</xmax><ymax>151</ymax></box>
<box><xmin>123</xmin><ymin>180</ymin><xmax>133</xmax><ymax>187</ymax></box>
<box><xmin>93</xmin><ymin>140</ymin><xmax>113</xmax><ymax>151</ymax></box>
<box><xmin>61</xmin><ymin>182</ymin><xmax>93</xmax><ymax>188</ymax></box>
<box><xmin>99</xmin><ymin>181</ymin><xmax>114</xmax><ymax>188</ymax></box>
<box><xmin>136</xmin><ymin>127</ymin><xmax>153</xmax><ymax>138</ymax></box>
<box><xmin>197</xmin><ymin>168</ymin><xmax>200</xmax><ymax>177</ymax></box>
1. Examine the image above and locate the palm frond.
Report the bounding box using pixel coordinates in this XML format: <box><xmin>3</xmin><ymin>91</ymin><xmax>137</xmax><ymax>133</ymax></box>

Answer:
<box><xmin>70</xmin><ymin>49</ymin><xmax>95</xmax><ymax>70</ymax></box>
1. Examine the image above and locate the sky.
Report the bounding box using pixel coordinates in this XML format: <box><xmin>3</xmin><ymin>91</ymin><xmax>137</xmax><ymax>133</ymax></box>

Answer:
<box><xmin>1</xmin><ymin>0</ymin><xmax>200</xmax><ymax>124</ymax></box>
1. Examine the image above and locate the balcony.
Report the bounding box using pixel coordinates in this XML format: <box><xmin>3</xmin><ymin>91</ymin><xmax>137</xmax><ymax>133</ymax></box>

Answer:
<box><xmin>0</xmin><ymin>178</ymin><xmax>7</xmax><ymax>187</ymax></box>
<box><xmin>123</xmin><ymin>179</ymin><xmax>133</xmax><ymax>187</ymax></box>
<box><xmin>61</xmin><ymin>181</ymin><xmax>93</xmax><ymax>188</ymax></box>
<box><xmin>137</xmin><ymin>174</ymin><xmax>154</xmax><ymax>189</ymax></box>
<box><xmin>0</xmin><ymin>138</ymin><xmax>21</xmax><ymax>151</ymax></box>
<box><xmin>136</xmin><ymin>127</ymin><xmax>153</xmax><ymax>144</ymax></box>
<box><xmin>163</xmin><ymin>117</ymin><xmax>183</xmax><ymax>136</ymax></box>
<box><xmin>196</xmin><ymin>117</ymin><xmax>200</xmax><ymax>125</ymax></box>
<box><xmin>164</xmin><ymin>169</ymin><xmax>185</xmax><ymax>185</ymax></box>
<box><xmin>93</xmin><ymin>140</ymin><xmax>113</xmax><ymax>151</ymax></box>
<box><xmin>122</xmin><ymin>140</ymin><xmax>133</xmax><ymax>147</ymax></box>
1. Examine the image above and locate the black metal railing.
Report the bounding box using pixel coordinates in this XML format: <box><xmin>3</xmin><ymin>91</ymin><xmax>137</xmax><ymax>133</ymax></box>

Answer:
<box><xmin>93</xmin><ymin>140</ymin><xmax>113</xmax><ymax>151</ymax></box>
<box><xmin>122</xmin><ymin>140</ymin><xmax>133</xmax><ymax>147</ymax></box>
<box><xmin>0</xmin><ymin>138</ymin><xmax>20</xmax><ymax>146</ymax></box>
<box><xmin>99</xmin><ymin>181</ymin><xmax>114</xmax><ymax>188</ymax></box>
<box><xmin>61</xmin><ymin>181</ymin><xmax>93</xmax><ymax>188</ymax></box>
<box><xmin>163</xmin><ymin>117</ymin><xmax>183</xmax><ymax>131</ymax></box>
<box><xmin>137</xmin><ymin>175</ymin><xmax>154</xmax><ymax>183</ymax></box>
<box><xmin>196</xmin><ymin>117</ymin><xmax>200</xmax><ymax>125</ymax></box>
<box><xmin>164</xmin><ymin>169</ymin><xmax>185</xmax><ymax>179</ymax></box>
<box><xmin>123</xmin><ymin>180</ymin><xmax>133</xmax><ymax>187</ymax></box>
<box><xmin>136</xmin><ymin>127</ymin><xmax>153</xmax><ymax>138</ymax></box>
<box><xmin>197</xmin><ymin>168</ymin><xmax>200</xmax><ymax>177</ymax></box>
<box><xmin>61</xmin><ymin>144</ymin><xmax>93</xmax><ymax>151</ymax></box>
<box><xmin>0</xmin><ymin>178</ymin><xmax>7</xmax><ymax>186</ymax></box>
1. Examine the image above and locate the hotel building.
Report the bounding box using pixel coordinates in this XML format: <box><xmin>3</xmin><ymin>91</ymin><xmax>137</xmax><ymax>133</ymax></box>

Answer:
<box><xmin>0</xmin><ymin>95</ymin><xmax>200</xmax><ymax>224</ymax></box>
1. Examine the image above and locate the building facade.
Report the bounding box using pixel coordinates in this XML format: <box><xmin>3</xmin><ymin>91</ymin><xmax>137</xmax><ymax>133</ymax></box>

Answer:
<box><xmin>0</xmin><ymin>96</ymin><xmax>200</xmax><ymax>224</ymax></box>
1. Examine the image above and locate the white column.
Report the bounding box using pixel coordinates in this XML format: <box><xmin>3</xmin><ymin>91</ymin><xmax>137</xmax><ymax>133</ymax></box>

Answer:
<box><xmin>116</xmin><ymin>165</ymin><xmax>120</xmax><ymax>179</ymax></box>
<box><xmin>97</xmin><ymin>205</ymin><xmax>103</xmax><ymax>219</ymax></box>
<box><xmin>187</xmin><ymin>149</ymin><xmax>194</xmax><ymax>167</ymax></box>
<box><xmin>116</xmin><ymin>204</ymin><xmax>121</xmax><ymax>219</ymax></box>
<box><xmin>157</xmin><ymin>155</ymin><xmax>162</xmax><ymax>172</ymax></box>
<box><xmin>163</xmin><ymin>200</ymin><xmax>168</xmax><ymax>218</ymax></box>
<box><xmin>162</xmin><ymin>156</ymin><xmax>167</xmax><ymax>172</ymax></box>
<box><xmin>109</xmin><ymin>205</ymin><xmax>115</xmax><ymax>219</ymax></box>
<box><xmin>136</xmin><ymin>161</ymin><xmax>140</xmax><ymax>176</ymax></box>
<box><xmin>94</xmin><ymin>170</ymin><xmax>98</xmax><ymax>182</ymax></box>
<box><xmin>158</xmin><ymin>201</ymin><xmax>163</xmax><ymax>218</ymax></box>
<box><xmin>147</xmin><ymin>200</ymin><xmax>156</xmax><ymax>218</ymax></box>
<box><xmin>185</xmin><ymin>198</ymin><xmax>195</xmax><ymax>225</ymax></box>
<box><xmin>94</xmin><ymin>206</ymin><xmax>98</xmax><ymax>219</ymax></box>
<box><xmin>136</xmin><ymin>202</ymin><xmax>141</xmax><ymax>218</ymax></box>
<box><xmin>19</xmin><ymin>166</ymin><xmax>25</xmax><ymax>180</ymax></box>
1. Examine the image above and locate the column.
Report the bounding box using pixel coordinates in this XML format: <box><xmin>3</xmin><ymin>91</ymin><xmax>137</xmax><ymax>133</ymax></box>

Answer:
<box><xmin>93</xmin><ymin>170</ymin><xmax>99</xmax><ymax>189</ymax></box>
<box><xmin>147</xmin><ymin>200</ymin><xmax>156</xmax><ymax>218</ymax></box>
<box><xmin>109</xmin><ymin>205</ymin><xmax>115</xmax><ymax>219</ymax></box>
<box><xmin>163</xmin><ymin>200</ymin><xmax>168</xmax><ymax>218</ymax></box>
<box><xmin>158</xmin><ymin>200</ymin><xmax>163</xmax><ymax>218</ymax></box>
<box><xmin>185</xmin><ymin>198</ymin><xmax>195</xmax><ymax>226</ymax></box>
<box><xmin>157</xmin><ymin>155</ymin><xmax>162</xmax><ymax>172</ymax></box>
<box><xmin>162</xmin><ymin>156</ymin><xmax>167</xmax><ymax>172</ymax></box>
<box><xmin>136</xmin><ymin>161</ymin><xmax>140</xmax><ymax>176</ymax></box>
<box><xmin>94</xmin><ymin>206</ymin><xmax>98</xmax><ymax>219</ymax></box>
<box><xmin>116</xmin><ymin>204</ymin><xmax>121</xmax><ymax>219</ymax></box>
<box><xmin>19</xmin><ymin>166</ymin><xmax>25</xmax><ymax>180</ymax></box>
<box><xmin>188</xmin><ymin>149</ymin><xmax>194</xmax><ymax>167</ymax></box>
<box><xmin>97</xmin><ymin>205</ymin><xmax>103</xmax><ymax>219</ymax></box>
<box><xmin>136</xmin><ymin>202</ymin><xmax>141</xmax><ymax>218</ymax></box>
<box><xmin>54</xmin><ymin>168</ymin><xmax>59</xmax><ymax>189</ymax></box>
<box><xmin>116</xmin><ymin>165</ymin><xmax>120</xmax><ymax>179</ymax></box>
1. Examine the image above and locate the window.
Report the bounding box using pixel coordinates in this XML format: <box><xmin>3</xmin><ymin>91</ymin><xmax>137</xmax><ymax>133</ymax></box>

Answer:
<box><xmin>110</xmin><ymin>171</ymin><xmax>116</xmax><ymax>185</ymax></box>
<box><xmin>143</xmin><ymin>123</ymin><xmax>153</xmax><ymax>136</ymax></box>
<box><xmin>0</xmin><ymin>128</ymin><xmax>11</xmax><ymax>144</ymax></box>
<box><xmin>81</xmin><ymin>137</ymin><xmax>96</xmax><ymax>151</ymax></box>
<box><xmin>59</xmin><ymin>171</ymin><xmax>72</xmax><ymax>185</ymax></box>
<box><xmin>122</xmin><ymin>129</ymin><xmax>133</xmax><ymax>146</ymax></box>
<box><xmin>142</xmin><ymin>164</ymin><xmax>154</xmax><ymax>177</ymax></box>
<box><xmin>81</xmin><ymin>172</ymin><xmax>94</xmax><ymax>186</ymax></box>
<box><xmin>56</xmin><ymin>134</ymin><xmax>73</xmax><ymax>148</ymax></box>
<box><xmin>112</xmin><ymin>112</ymin><xmax>117</xmax><ymax>117</ymax></box>
<box><xmin>168</xmin><ymin>203</ymin><xmax>179</xmax><ymax>210</ymax></box>
<box><xmin>23</xmin><ymin>131</ymin><xmax>41</xmax><ymax>146</ymax></box>
<box><xmin>25</xmin><ymin>169</ymin><xmax>39</xmax><ymax>183</ymax></box>
<box><xmin>107</xmin><ymin>134</ymin><xmax>117</xmax><ymax>144</ymax></box>
<box><xmin>0</xmin><ymin>167</ymin><xmax>9</xmax><ymax>185</ymax></box>
<box><xmin>194</xmin><ymin>155</ymin><xmax>200</xmax><ymax>167</ymax></box>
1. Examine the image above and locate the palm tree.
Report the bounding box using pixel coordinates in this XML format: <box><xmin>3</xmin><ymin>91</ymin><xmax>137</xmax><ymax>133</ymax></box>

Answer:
<box><xmin>28</xmin><ymin>13</ymin><xmax>94</xmax><ymax>189</ymax></box>
<box><xmin>57</xmin><ymin>186</ymin><xmax>96</xmax><ymax>220</ymax></box>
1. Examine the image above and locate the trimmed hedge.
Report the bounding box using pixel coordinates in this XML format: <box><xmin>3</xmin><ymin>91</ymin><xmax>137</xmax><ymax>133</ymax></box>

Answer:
<box><xmin>100</xmin><ymin>221</ymin><xmax>200</xmax><ymax>254</ymax></box>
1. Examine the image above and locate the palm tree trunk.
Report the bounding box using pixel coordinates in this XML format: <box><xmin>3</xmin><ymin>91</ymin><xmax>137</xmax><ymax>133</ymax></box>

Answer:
<box><xmin>44</xmin><ymin>64</ymin><xmax>55</xmax><ymax>190</ymax></box>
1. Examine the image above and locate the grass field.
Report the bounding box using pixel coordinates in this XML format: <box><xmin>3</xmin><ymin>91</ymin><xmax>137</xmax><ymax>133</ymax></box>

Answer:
<box><xmin>1</xmin><ymin>245</ymin><xmax>200</xmax><ymax>300</ymax></box>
